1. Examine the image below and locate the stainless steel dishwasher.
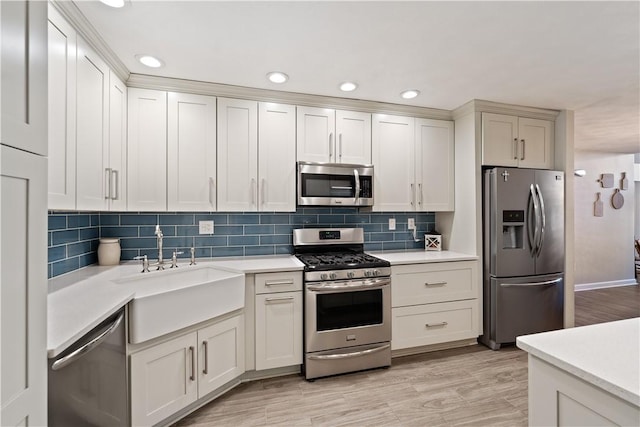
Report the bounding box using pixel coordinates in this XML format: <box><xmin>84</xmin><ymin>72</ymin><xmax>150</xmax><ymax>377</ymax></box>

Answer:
<box><xmin>48</xmin><ymin>307</ymin><xmax>128</xmax><ymax>426</ymax></box>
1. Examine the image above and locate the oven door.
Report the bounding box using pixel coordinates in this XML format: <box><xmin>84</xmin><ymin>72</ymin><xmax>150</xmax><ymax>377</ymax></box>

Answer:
<box><xmin>297</xmin><ymin>162</ymin><xmax>373</xmax><ymax>206</ymax></box>
<box><xmin>305</xmin><ymin>277</ymin><xmax>391</xmax><ymax>353</ymax></box>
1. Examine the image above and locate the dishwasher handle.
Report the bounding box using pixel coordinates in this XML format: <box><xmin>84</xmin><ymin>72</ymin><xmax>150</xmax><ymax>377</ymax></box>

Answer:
<box><xmin>51</xmin><ymin>310</ymin><xmax>125</xmax><ymax>371</ymax></box>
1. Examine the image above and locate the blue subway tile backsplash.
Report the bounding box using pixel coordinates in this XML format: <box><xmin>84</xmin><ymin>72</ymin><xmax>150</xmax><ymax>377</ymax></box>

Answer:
<box><xmin>47</xmin><ymin>208</ymin><xmax>435</xmax><ymax>279</ymax></box>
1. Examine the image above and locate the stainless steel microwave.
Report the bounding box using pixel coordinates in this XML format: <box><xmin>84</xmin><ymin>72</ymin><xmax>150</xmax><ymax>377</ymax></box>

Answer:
<box><xmin>297</xmin><ymin>161</ymin><xmax>374</xmax><ymax>207</ymax></box>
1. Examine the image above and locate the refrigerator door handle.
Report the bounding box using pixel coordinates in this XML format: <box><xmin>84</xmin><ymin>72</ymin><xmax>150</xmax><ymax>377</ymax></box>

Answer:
<box><xmin>528</xmin><ymin>184</ymin><xmax>539</xmax><ymax>256</ymax></box>
<box><xmin>499</xmin><ymin>278</ymin><xmax>562</xmax><ymax>288</ymax></box>
<box><xmin>535</xmin><ymin>184</ymin><xmax>546</xmax><ymax>258</ymax></box>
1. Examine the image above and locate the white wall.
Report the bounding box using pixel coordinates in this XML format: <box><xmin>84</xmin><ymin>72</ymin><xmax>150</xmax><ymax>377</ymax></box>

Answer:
<box><xmin>574</xmin><ymin>151</ymin><xmax>636</xmax><ymax>288</ymax></box>
<box><xmin>635</xmin><ymin>153</ymin><xmax>640</xmax><ymax>240</ymax></box>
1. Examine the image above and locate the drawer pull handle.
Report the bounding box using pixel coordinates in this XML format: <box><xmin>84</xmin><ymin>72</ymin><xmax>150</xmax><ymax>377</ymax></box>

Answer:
<box><xmin>425</xmin><ymin>281</ymin><xmax>447</xmax><ymax>287</ymax></box>
<box><xmin>425</xmin><ymin>322</ymin><xmax>448</xmax><ymax>328</ymax></box>
<box><xmin>265</xmin><ymin>296</ymin><xmax>294</xmax><ymax>303</ymax></box>
<box><xmin>265</xmin><ymin>280</ymin><xmax>294</xmax><ymax>286</ymax></box>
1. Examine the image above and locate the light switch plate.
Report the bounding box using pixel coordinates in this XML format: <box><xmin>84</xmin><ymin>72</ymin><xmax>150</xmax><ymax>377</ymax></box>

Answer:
<box><xmin>388</xmin><ymin>218</ymin><xmax>396</xmax><ymax>230</ymax></box>
<box><xmin>408</xmin><ymin>218</ymin><xmax>415</xmax><ymax>230</ymax></box>
<box><xmin>199</xmin><ymin>220</ymin><xmax>214</xmax><ymax>234</ymax></box>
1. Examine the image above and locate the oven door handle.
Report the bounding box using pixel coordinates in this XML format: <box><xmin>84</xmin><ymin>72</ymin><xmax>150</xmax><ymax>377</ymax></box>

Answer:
<box><xmin>306</xmin><ymin>278</ymin><xmax>390</xmax><ymax>292</ymax></box>
<box><xmin>307</xmin><ymin>343</ymin><xmax>390</xmax><ymax>360</ymax></box>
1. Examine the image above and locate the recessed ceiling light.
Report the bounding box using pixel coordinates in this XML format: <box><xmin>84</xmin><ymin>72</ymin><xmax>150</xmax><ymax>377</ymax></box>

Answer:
<box><xmin>400</xmin><ymin>89</ymin><xmax>420</xmax><ymax>99</ymax></box>
<box><xmin>136</xmin><ymin>54</ymin><xmax>164</xmax><ymax>68</ymax></box>
<box><xmin>99</xmin><ymin>0</ymin><xmax>125</xmax><ymax>8</ymax></box>
<box><xmin>267</xmin><ymin>72</ymin><xmax>289</xmax><ymax>84</ymax></box>
<box><xmin>339</xmin><ymin>82</ymin><xmax>358</xmax><ymax>92</ymax></box>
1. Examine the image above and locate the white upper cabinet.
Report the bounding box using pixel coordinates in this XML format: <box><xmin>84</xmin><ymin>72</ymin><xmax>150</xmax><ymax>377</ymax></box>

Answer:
<box><xmin>217</xmin><ymin>98</ymin><xmax>258</xmax><ymax>211</ymax></box>
<box><xmin>297</xmin><ymin>106</ymin><xmax>371</xmax><ymax>164</ymax></box>
<box><xmin>108</xmin><ymin>71</ymin><xmax>127</xmax><ymax>211</ymax></box>
<box><xmin>258</xmin><ymin>102</ymin><xmax>296</xmax><ymax>212</ymax></box>
<box><xmin>0</xmin><ymin>0</ymin><xmax>48</xmax><ymax>156</ymax></box>
<box><xmin>167</xmin><ymin>92</ymin><xmax>217</xmax><ymax>211</ymax></box>
<box><xmin>372</xmin><ymin>114</ymin><xmax>415</xmax><ymax>211</ymax></box>
<box><xmin>482</xmin><ymin>113</ymin><xmax>553</xmax><ymax>169</ymax></box>
<box><xmin>128</xmin><ymin>88</ymin><xmax>168</xmax><ymax>211</ymax></box>
<box><xmin>47</xmin><ymin>5</ymin><xmax>77</xmax><ymax>209</ymax></box>
<box><xmin>75</xmin><ymin>38</ymin><xmax>109</xmax><ymax>211</ymax></box>
<box><xmin>416</xmin><ymin>119</ymin><xmax>454</xmax><ymax>211</ymax></box>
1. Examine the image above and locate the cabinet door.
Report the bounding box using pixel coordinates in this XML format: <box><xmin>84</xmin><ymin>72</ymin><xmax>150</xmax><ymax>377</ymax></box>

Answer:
<box><xmin>217</xmin><ymin>98</ymin><xmax>258</xmax><ymax>211</ymax></box>
<box><xmin>198</xmin><ymin>314</ymin><xmax>245</xmax><ymax>397</ymax></box>
<box><xmin>47</xmin><ymin>5</ymin><xmax>77</xmax><ymax>209</ymax></box>
<box><xmin>167</xmin><ymin>92</ymin><xmax>217</xmax><ymax>211</ymax></box>
<box><xmin>296</xmin><ymin>106</ymin><xmax>335</xmax><ymax>162</ymax></box>
<box><xmin>1</xmin><ymin>146</ymin><xmax>47</xmax><ymax>426</ymax></box>
<box><xmin>76</xmin><ymin>38</ymin><xmax>109</xmax><ymax>211</ymax></box>
<box><xmin>255</xmin><ymin>292</ymin><xmax>303</xmax><ymax>370</ymax></box>
<box><xmin>108</xmin><ymin>71</ymin><xmax>127</xmax><ymax>211</ymax></box>
<box><xmin>130</xmin><ymin>332</ymin><xmax>198</xmax><ymax>426</ymax></box>
<box><xmin>127</xmin><ymin>88</ymin><xmax>167</xmax><ymax>211</ymax></box>
<box><xmin>518</xmin><ymin>117</ymin><xmax>553</xmax><ymax>169</ymax></box>
<box><xmin>0</xmin><ymin>1</ymin><xmax>48</xmax><ymax>156</ymax></box>
<box><xmin>416</xmin><ymin>119</ymin><xmax>454</xmax><ymax>211</ymax></box>
<box><xmin>482</xmin><ymin>113</ymin><xmax>518</xmax><ymax>167</ymax></box>
<box><xmin>372</xmin><ymin>114</ymin><xmax>415</xmax><ymax>211</ymax></box>
<box><xmin>335</xmin><ymin>110</ymin><xmax>371</xmax><ymax>164</ymax></box>
<box><xmin>258</xmin><ymin>102</ymin><xmax>296</xmax><ymax>212</ymax></box>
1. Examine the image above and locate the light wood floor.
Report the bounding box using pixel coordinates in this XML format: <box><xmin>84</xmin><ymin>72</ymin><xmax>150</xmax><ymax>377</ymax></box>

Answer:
<box><xmin>176</xmin><ymin>285</ymin><xmax>640</xmax><ymax>427</ymax></box>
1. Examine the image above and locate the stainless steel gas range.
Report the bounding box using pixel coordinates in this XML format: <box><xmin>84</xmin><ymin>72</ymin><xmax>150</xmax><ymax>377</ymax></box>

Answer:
<box><xmin>293</xmin><ymin>228</ymin><xmax>391</xmax><ymax>380</ymax></box>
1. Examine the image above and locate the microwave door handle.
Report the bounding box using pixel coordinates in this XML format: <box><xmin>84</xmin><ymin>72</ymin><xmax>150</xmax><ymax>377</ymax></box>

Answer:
<box><xmin>354</xmin><ymin>169</ymin><xmax>360</xmax><ymax>205</ymax></box>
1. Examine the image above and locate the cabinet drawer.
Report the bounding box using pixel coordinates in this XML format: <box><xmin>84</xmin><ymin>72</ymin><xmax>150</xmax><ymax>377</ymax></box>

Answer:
<box><xmin>255</xmin><ymin>272</ymin><xmax>302</xmax><ymax>294</ymax></box>
<box><xmin>391</xmin><ymin>300</ymin><xmax>478</xmax><ymax>350</ymax></box>
<box><xmin>391</xmin><ymin>261</ymin><xmax>478</xmax><ymax>307</ymax></box>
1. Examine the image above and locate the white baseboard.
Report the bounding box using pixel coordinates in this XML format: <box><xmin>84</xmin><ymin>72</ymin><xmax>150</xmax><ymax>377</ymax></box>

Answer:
<box><xmin>575</xmin><ymin>279</ymin><xmax>639</xmax><ymax>292</ymax></box>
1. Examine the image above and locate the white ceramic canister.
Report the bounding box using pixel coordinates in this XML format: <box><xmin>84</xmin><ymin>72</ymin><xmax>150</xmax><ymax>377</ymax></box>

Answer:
<box><xmin>98</xmin><ymin>238</ymin><xmax>121</xmax><ymax>266</ymax></box>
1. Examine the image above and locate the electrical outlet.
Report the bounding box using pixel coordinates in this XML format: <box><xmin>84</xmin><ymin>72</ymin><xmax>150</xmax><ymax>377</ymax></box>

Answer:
<box><xmin>388</xmin><ymin>218</ymin><xmax>396</xmax><ymax>230</ymax></box>
<box><xmin>199</xmin><ymin>220</ymin><xmax>214</xmax><ymax>234</ymax></box>
<box><xmin>408</xmin><ymin>218</ymin><xmax>415</xmax><ymax>230</ymax></box>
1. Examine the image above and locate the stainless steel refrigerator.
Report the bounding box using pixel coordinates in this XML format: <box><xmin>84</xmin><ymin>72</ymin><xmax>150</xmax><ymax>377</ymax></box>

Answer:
<box><xmin>480</xmin><ymin>167</ymin><xmax>565</xmax><ymax>350</ymax></box>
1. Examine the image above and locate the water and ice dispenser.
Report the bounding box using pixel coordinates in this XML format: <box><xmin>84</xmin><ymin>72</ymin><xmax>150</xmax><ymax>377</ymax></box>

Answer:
<box><xmin>502</xmin><ymin>210</ymin><xmax>524</xmax><ymax>249</ymax></box>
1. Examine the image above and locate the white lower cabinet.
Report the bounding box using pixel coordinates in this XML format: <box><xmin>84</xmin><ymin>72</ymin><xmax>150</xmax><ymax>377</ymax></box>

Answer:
<box><xmin>391</xmin><ymin>261</ymin><xmax>480</xmax><ymax>351</ymax></box>
<box><xmin>130</xmin><ymin>313</ymin><xmax>244</xmax><ymax>426</ymax></box>
<box><xmin>254</xmin><ymin>272</ymin><xmax>303</xmax><ymax>370</ymax></box>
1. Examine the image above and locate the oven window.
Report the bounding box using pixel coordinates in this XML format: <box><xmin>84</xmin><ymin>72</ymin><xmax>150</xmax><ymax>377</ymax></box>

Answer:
<box><xmin>301</xmin><ymin>173</ymin><xmax>355</xmax><ymax>198</ymax></box>
<box><xmin>316</xmin><ymin>289</ymin><xmax>383</xmax><ymax>331</ymax></box>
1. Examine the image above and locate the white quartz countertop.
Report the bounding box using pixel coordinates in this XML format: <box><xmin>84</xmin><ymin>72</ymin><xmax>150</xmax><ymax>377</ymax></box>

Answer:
<box><xmin>517</xmin><ymin>318</ymin><xmax>640</xmax><ymax>406</ymax></box>
<box><xmin>369</xmin><ymin>250</ymin><xmax>478</xmax><ymax>264</ymax></box>
<box><xmin>47</xmin><ymin>255</ymin><xmax>303</xmax><ymax>358</ymax></box>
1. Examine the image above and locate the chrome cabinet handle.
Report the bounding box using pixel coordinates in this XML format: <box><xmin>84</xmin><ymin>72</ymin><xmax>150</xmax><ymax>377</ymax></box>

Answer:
<box><xmin>265</xmin><ymin>296</ymin><xmax>295</xmax><ymax>303</ymax></box>
<box><xmin>418</xmin><ymin>183</ymin><xmax>423</xmax><ymax>206</ymax></box>
<box><xmin>425</xmin><ymin>281</ymin><xmax>447</xmax><ymax>287</ymax></box>
<box><xmin>520</xmin><ymin>139</ymin><xmax>526</xmax><ymax>160</ymax></box>
<box><xmin>111</xmin><ymin>169</ymin><xmax>119</xmax><ymax>200</ymax></box>
<box><xmin>265</xmin><ymin>279</ymin><xmax>294</xmax><ymax>286</ymax></box>
<box><xmin>329</xmin><ymin>133</ymin><xmax>334</xmax><ymax>160</ymax></box>
<box><xmin>339</xmin><ymin>134</ymin><xmax>343</xmax><ymax>160</ymax></box>
<box><xmin>202</xmin><ymin>341</ymin><xmax>208</xmax><ymax>375</ymax></box>
<box><xmin>410</xmin><ymin>183</ymin><xmax>415</xmax><ymax>206</ymax></box>
<box><xmin>513</xmin><ymin>138</ymin><xmax>518</xmax><ymax>160</ymax></box>
<box><xmin>51</xmin><ymin>311</ymin><xmax>124</xmax><ymax>371</ymax></box>
<box><xmin>261</xmin><ymin>178</ymin><xmax>265</xmax><ymax>205</ymax></box>
<box><xmin>104</xmin><ymin>168</ymin><xmax>112</xmax><ymax>199</ymax></box>
<box><xmin>189</xmin><ymin>346</ymin><xmax>195</xmax><ymax>381</ymax></box>
<box><xmin>425</xmin><ymin>321</ymin><xmax>448</xmax><ymax>328</ymax></box>
<box><xmin>308</xmin><ymin>344</ymin><xmax>390</xmax><ymax>361</ymax></box>
<box><xmin>251</xmin><ymin>178</ymin><xmax>257</xmax><ymax>205</ymax></box>
<box><xmin>209</xmin><ymin>177</ymin><xmax>215</xmax><ymax>205</ymax></box>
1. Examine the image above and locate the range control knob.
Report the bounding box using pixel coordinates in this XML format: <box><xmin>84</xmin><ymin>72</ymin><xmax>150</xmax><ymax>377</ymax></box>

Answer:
<box><xmin>329</xmin><ymin>272</ymin><xmax>338</xmax><ymax>280</ymax></box>
<box><xmin>320</xmin><ymin>273</ymin><xmax>328</xmax><ymax>280</ymax></box>
<box><xmin>374</xmin><ymin>269</ymin><xmax>381</xmax><ymax>276</ymax></box>
<box><xmin>347</xmin><ymin>271</ymin><xmax>355</xmax><ymax>279</ymax></box>
<box><xmin>364</xmin><ymin>270</ymin><xmax>372</xmax><ymax>277</ymax></box>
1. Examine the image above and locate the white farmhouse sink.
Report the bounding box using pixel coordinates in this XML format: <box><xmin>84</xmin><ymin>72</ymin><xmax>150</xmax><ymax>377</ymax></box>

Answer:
<box><xmin>114</xmin><ymin>266</ymin><xmax>244</xmax><ymax>344</ymax></box>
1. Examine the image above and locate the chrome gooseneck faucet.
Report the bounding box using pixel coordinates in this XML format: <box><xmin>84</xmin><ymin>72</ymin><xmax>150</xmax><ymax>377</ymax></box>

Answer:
<box><xmin>154</xmin><ymin>225</ymin><xmax>164</xmax><ymax>270</ymax></box>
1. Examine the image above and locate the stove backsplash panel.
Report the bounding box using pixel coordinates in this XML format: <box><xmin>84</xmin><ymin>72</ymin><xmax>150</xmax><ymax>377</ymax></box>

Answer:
<box><xmin>47</xmin><ymin>208</ymin><xmax>434</xmax><ymax>278</ymax></box>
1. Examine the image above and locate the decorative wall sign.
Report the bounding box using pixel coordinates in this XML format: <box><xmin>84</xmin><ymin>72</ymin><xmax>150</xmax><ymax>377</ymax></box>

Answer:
<box><xmin>620</xmin><ymin>172</ymin><xmax>628</xmax><ymax>190</ymax></box>
<box><xmin>594</xmin><ymin>192</ymin><xmax>603</xmax><ymax>217</ymax></box>
<box><xmin>597</xmin><ymin>173</ymin><xmax>614</xmax><ymax>188</ymax></box>
<box><xmin>611</xmin><ymin>188</ymin><xmax>624</xmax><ymax>209</ymax></box>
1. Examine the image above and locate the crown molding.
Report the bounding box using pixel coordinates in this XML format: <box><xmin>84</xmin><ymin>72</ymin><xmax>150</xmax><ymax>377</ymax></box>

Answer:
<box><xmin>127</xmin><ymin>74</ymin><xmax>453</xmax><ymax>120</ymax></box>
<box><xmin>452</xmin><ymin>99</ymin><xmax>560</xmax><ymax>121</ymax></box>
<box><xmin>51</xmin><ymin>0</ymin><xmax>130</xmax><ymax>82</ymax></box>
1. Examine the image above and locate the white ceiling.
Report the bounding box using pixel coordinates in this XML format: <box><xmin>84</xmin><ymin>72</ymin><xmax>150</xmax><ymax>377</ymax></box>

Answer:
<box><xmin>75</xmin><ymin>0</ymin><xmax>640</xmax><ymax>153</ymax></box>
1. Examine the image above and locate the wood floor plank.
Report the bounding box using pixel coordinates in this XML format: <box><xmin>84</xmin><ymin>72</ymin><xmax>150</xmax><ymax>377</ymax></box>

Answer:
<box><xmin>175</xmin><ymin>285</ymin><xmax>639</xmax><ymax>426</ymax></box>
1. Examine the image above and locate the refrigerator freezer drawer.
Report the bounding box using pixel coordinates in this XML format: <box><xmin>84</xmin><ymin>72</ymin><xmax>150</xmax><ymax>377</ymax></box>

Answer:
<box><xmin>491</xmin><ymin>274</ymin><xmax>564</xmax><ymax>346</ymax></box>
